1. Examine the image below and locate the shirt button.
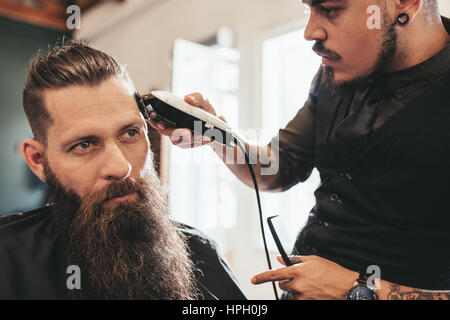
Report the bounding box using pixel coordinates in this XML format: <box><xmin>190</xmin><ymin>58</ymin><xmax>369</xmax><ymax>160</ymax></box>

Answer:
<box><xmin>330</xmin><ymin>193</ymin><xmax>339</xmax><ymax>202</ymax></box>
<box><xmin>367</xmin><ymin>98</ymin><xmax>378</xmax><ymax>106</ymax></box>
<box><xmin>318</xmin><ymin>220</ymin><xmax>329</xmax><ymax>228</ymax></box>
<box><xmin>339</xmin><ymin>172</ymin><xmax>352</xmax><ymax>181</ymax></box>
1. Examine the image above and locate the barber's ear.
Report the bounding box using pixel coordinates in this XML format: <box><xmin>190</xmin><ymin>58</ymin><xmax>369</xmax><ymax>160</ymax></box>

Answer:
<box><xmin>396</xmin><ymin>0</ymin><xmax>422</xmax><ymax>23</ymax></box>
<box><xmin>22</xmin><ymin>138</ymin><xmax>46</xmax><ymax>182</ymax></box>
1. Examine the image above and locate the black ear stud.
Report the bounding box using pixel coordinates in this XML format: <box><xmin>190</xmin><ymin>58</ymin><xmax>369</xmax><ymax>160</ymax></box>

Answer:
<box><xmin>397</xmin><ymin>13</ymin><xmax>410</xmax><ymax>26</ymax></box>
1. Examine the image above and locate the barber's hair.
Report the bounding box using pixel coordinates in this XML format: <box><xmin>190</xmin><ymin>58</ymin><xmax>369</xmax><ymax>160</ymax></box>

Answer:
<box><xmin>423</xmin><ymin>0</ymin><xmax>439</xmax><ymax>14</ymax></box>
<box><xmin>23</xmin><ymin>40</ymin><xmax>130</xmax><ymax>145</ymax></box>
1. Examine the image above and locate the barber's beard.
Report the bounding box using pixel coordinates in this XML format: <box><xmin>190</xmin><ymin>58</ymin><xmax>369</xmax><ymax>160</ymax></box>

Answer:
<box><xmin>322</xmin><ymin>22</ymin><xmax>398</xmax><ymax>96</ymax></box>
<box><xmin>44</xmin><ymin>161</ymin><xmax>197</xmax><ymax>300</ymax></box>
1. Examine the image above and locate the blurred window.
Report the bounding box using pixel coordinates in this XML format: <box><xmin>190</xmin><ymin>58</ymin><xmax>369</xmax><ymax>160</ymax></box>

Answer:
<box><xmin>260</xmin><ymin>28</ymin><xmax>322</xmax><ymax>251</ymax></box>
<box><xmin>169</xmin><ymin>39</ymin><xmax>240</xmax><ymax>250</ymax></box>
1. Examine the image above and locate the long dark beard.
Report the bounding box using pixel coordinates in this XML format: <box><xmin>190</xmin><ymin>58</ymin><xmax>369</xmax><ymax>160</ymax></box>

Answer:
<box><xmin>44</xmin><ymin>161</ymin><xmax>197</xmax><ymax>300</ymax></box>
<box><xmin>323</xmin><ymin>22</ymin><xmax>398</xmax><ymax>96</ymax></box>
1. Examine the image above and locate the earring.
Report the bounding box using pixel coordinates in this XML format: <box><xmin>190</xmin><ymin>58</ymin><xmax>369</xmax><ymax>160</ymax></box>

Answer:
<box><xmin>397</xmin><ymin>13</ymin><xmax>410</xmax><ymax>26</ymax></box>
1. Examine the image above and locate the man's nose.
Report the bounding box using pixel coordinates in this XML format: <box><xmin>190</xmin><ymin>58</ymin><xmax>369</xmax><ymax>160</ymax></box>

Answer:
<box><xmin>304</xmin><ymin>14</ymin><xmax>327</xmax><ymax>42</ymax></box>
<box><xmin>100</xmin><ymin>143</ymin><xmax>132</xmax><ymax>181</ymax></box>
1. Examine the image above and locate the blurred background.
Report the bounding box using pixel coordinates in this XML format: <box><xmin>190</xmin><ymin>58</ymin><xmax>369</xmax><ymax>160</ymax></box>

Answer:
<box><xmin>1</xmin><ymin>0</ymin><xmax>449</xmax><ymax>299</ymax></box>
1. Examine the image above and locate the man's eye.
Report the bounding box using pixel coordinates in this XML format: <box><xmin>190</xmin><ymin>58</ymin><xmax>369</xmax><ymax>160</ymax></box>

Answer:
<box><xmin>319</xmin><ymin>6</ymin><xmax>340</xmax><ymax>17</ymax></box>
<box><xmin>127</xmin><ymin>129</ymin><xmax>139</xmax><ymax>137</ymax></box>
<box><xmin>79</xmin><ymin>141</ymin><xmax>91</xmax><ymax>148</ymax></box>
<box><xmin>71</xmin><ymin>141</ymin><xmax>95</xmax><ymax>152</ymax></box>
<box><xmin>120</xmin><ymin>128</ymin><xmax>141</xmax><ymax>142</ymax></box>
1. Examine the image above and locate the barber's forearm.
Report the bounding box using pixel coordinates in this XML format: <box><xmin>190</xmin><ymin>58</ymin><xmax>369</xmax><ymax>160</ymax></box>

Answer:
<box><xmin>208</xmin><ymin>140</ymin><xmax>283</xmax><ymax>192</ymax></box>
<box><xmin>378</xmin><ymin>280</ymin><xmax>450</xmax><ymax>300</ymax></box>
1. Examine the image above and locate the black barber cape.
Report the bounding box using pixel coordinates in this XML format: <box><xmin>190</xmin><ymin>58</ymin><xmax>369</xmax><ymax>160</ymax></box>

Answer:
<box><xmin>0</xmin><ymin>206</ymin><xmax>246</xmax><ymax>300</ymax></box>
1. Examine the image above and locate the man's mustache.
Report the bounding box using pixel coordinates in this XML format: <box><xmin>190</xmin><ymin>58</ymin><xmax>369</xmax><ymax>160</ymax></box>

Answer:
<box><xmin>312</xmin><ymin>42</ymin><xmax>341</xmax><ymax>60</ymax></box>
<box><xmin>84</xmin><ymin>178</ymin><xmax>142</xmax><ymax>208</ymax></box>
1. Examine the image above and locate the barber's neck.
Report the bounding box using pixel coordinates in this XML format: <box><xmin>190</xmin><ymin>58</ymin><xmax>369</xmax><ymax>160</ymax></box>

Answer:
<box><xmin>384</xmin><ymin>16</ymin><xmax>449</xmax><ymax>73</ymax></box>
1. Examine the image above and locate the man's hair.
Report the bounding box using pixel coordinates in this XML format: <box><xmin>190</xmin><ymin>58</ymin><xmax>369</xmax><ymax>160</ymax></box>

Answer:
<box><xmin>378</xmin><ymin>0</ymin><xmax>439</xmax><ymax>18</ymax></box>
<box><xmin>23</xmin><ymin>40</ymin><xmax>129</xmax><ymax>145</ymax></box>
<box><xmin>424</xmin><ymin>0</ymin><xmax>438</xmax><ymax>12</ymax></box>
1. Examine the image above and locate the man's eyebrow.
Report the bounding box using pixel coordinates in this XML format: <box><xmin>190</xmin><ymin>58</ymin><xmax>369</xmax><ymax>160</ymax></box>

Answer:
<box><xmin>116</xmin><ymin>120</ymin><xmax>143</xmax><ymax>134</ymax></box>
<box><xmin>61</xmin><ymin>135</ymin><xmax>99</xmax><ymax>150</ymax></box>
<box><xmin>302</xmin><ymin>0</ymin><xmax>342</xmax><ymax>6</ymax></box>
<box><xmin>61</xmin><ymin>120</ymin><xmax>143</xmax><ymax>150</ymax></box>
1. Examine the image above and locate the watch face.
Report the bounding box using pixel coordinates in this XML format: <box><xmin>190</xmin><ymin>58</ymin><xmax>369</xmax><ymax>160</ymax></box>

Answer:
<box><xmin>347</xmin><ymin>285</ymin><xmax>379</xmax><ymax>300</ymax></box>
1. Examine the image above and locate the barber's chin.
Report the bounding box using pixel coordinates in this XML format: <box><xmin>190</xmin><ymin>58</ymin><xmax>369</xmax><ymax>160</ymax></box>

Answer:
<box><xmin>329</xmin><ymin>69</ymin><xmax>352</xmax><ymax>82</ymax></box>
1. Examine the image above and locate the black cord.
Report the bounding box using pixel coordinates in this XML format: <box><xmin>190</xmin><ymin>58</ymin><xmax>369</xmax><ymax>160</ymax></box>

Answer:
<box><xmin>197</xmin><ymin>281</ymin><xmax>219</xmax><ymax>300</ymax></box>
<box><xmin>234</xmin><ymin>138</ymin><xmax>279</xmax><ymax>300</ymax></box>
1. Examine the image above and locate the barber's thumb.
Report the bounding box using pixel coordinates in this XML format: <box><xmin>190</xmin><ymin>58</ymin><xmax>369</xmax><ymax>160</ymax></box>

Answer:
<box><xmin>218</xmin><ymin>115</ymin><xmax>227</xmax><ymax>123</ymax></box>
<box><xmin>184</xmin><ymin>93</ymin><xmax>202</xmax><ymax>106</ymax></box>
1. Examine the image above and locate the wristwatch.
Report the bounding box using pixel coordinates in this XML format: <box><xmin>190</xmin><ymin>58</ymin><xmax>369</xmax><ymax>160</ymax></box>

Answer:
<box><xmin>346</xmin><ymin>271</ymin><xmax>379</xmax><ymax>300</ymax></box>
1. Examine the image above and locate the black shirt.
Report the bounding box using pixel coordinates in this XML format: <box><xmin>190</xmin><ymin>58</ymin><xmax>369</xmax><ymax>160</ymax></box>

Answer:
<box><xmin>272</xmin><ymin>19</ymin><xmax>450</xmax><ymax>190</ymax></box>
<box><xmin>0</xmin><ymin>206</ymin><xmax>247</xmax><ymax>299</ymax></box>
<box><xmin>270</xmin><ymin>17</ymin><xmax>450</xmax><ymax>289</ymax></box>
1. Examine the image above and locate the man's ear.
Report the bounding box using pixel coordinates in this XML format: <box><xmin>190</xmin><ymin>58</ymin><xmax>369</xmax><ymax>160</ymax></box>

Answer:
<box><xmin>396</xmin><ymin>0</ymin><xmax>423</xmax><ymax>24</ymax></box>
<box><xmin>22</xmin><ymin>138</ymin><xmax>47</xmax><ymax>182</ymax></box>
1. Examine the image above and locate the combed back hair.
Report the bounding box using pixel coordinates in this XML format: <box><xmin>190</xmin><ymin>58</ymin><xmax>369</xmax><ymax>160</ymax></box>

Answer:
<box><xmin>420</xmin><ymin>0</ymin><xmax>440</xmax><ymax>24</ymax></box>
<box><xmin>424</xmin><ymin>0</ymin><xmax>438</xmax><ymax>13</ymax></box>
<box><xmin>23</xmin><ymin>40</ymin><xmax>129</xmax><ymax>145</ymax></box>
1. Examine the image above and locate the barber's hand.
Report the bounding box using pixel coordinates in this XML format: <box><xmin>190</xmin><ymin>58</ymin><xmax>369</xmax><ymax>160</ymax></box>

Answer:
<box><xmin>148</xmin><ymin>92</ymin><xmax>225</xmax><ymax>149</ymax></box>
<box><xmin>251</xmin><ymin>255</ymin><xmax>358</xmax><ymax>300</ymax></box>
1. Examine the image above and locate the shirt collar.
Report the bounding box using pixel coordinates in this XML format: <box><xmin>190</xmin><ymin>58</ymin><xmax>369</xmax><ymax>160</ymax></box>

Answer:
<box><xmin>382</xmin><ymin>16</ymin><xmax>450</xmax><ymax>101</ymax></box>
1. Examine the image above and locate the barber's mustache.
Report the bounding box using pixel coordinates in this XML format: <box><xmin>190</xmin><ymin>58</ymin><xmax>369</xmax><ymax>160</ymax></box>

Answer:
<box><xmin>312</xmin><ymin>42</ymin><xmax>341</xmax><ymax>60</ymax></box>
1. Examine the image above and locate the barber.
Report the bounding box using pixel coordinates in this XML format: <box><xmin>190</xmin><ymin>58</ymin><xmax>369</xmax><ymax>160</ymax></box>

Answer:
<box><xmin>149</xmin><ymin>0</ymin><xmax>450</xmax><ymax>300</ymax></box>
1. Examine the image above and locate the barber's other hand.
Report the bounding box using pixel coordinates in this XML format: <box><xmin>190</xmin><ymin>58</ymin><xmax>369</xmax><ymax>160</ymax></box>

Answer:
<box><xmin>147</xmin><ymin>92</ymin><xmax>225</xmax><ymax>149</ymax></box>
<box><xmin>251</xmin><ymin>255</ymin><xmax>357</xmax><ymax>300</ymax></box>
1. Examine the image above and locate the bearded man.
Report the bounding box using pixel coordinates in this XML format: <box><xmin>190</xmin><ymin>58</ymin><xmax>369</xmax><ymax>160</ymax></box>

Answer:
<box><xmin>0</xmin><ymin>41</ymin><xmax>245</xmax><ymax>300</ymax></box>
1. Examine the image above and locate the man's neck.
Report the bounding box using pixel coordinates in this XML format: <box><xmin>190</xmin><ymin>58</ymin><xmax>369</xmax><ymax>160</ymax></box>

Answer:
<box><xmin>385</xmin><ymin>18</ymin><xmax>449</xmax><ymax>73</ymax></box>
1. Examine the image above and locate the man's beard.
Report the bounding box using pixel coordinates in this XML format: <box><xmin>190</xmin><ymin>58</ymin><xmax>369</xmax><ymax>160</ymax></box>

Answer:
<box><xmin>318</xmin><ymin>22</ymin><xmax>398</xmax><ymax>96</ymax></box>
<box><xmin>44</xmin><ymin>160</ymin><xmax>197</xmax><ymax>300</ymax></box>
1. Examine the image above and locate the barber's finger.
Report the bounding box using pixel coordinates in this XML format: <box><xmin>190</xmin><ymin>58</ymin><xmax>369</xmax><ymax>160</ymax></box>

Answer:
<box><xmin>148</xmin><ymin>119</ymin><xmax>167</xmax><ymax>130</ymax></box>
<box><xmin>156</xmin><ymin>127</ymin><xmax>177</xmax><ymax>137</ymax></box>
<box><xmin>169</xmin><ymin>128</ymin><xmax>192</xmax><ymax>145</ymax></box>
<box><xmin>289</xmin><ymin>256</ymin><xmax>304</xmax><ymax>264</ymax></box>
<box><xmin>276</xmin><ymin>256</ymin><xmax>287</xmax><ymax>266</ymax></box>
<box><xmin>147</xmin><ymin>119</ymin><xmax>159</xmax><ymax>129</ymax></box>
<box><xmin>169</xmin><ymin>131</ymin><xmax>211</xmax><ymax>149</ymax></box>
<box><xmin>278</xmin><ymin>279</ymin><xmax>294</xmax><ymax>292</ymax></box>
<box><xmin>184</xmin><ymin>92</ymin><xmax>203</xmax><ymax>106</ymax></box>
<box><xmin>287</xmin><ymin>255</ymin><xmax>304</xmax><ymax>264</ymax></box>
<box><xmin>218</xmin><ymin>115</ymin><xmax>227</xmax><ymax>123</ymax></box>
<box><xmin>177</xmin><ymin>135</ymin><xmax>211</xmax><ymax>148</ymax></box>
<box><xmin>184</xmin><ymin>92</ymin><xmax>217</xmax><ymax>116</ymax></box>
<box><xmin>202</xmin><ymin>136</ymin><xmax>212</xmax><ymax>144</ymax></box>
<box><xmin>292</xmin><ymin>293</ymin><xmax>307</xmax><ymax>300</ymax></box>
<box><xmin>251</xmin><ymin>268</ymin><xmax>294</xmax><ymax>285</ymax></box>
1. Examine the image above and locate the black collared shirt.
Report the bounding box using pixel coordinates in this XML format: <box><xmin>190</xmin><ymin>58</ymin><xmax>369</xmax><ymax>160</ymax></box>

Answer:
<box><xmin>272</xmin><ymin>18</ymin><xmax>450</xmax><ymax>190</ymax></box>
<box><xmin>270</xmin><ymin>17</ymin><xmax>450</xmax><ymax>289</ymax></box>
<box><xmin>0</xmin><ymin>206</ymin><xmax>246</xmax><ymax>299</ymax></box>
